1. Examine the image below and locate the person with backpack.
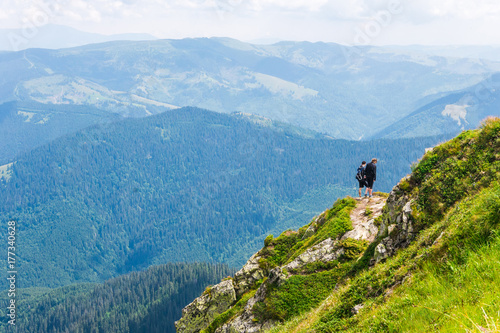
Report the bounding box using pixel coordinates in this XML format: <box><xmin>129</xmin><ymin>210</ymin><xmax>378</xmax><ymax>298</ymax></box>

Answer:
<box><xmin>356</xmin><ymin>161</ymin><xmax>368</xmax><ymax>198</ymax></box>
<box><xmin>364</xmin><ymin>158</ymin><xmax>378</xmax><ymax>198</ymax></box>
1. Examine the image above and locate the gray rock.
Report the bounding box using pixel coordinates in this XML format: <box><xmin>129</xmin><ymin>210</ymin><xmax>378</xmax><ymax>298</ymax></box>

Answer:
<box><xmin>176</xmin><ymin>250</ymin><xmax>267</xmax><ymax>332</ymax></box>
<box><xmin>351</xmin><ymin>304</ymin><xmax>364</xmax><ymax>315</ymax></box>
<box><xmin>284</xmin><ymin>238</ymin><xmax>344</xmax><ymax>273</ymax></box>
<box><xmin>175</xmin><ymin>279</ymin><xmax>237</xmax><ymax>333</ymax></box>
<box><xmin>233</xmin><ymin>253</ymin><xmax>266</xmax><ymax>297</ymax></box>
<box><xmin>373</xmin><ymin>180</ymin><xmax>418</xmax><ymax>261</ymax></box>
<box><xmin>216</xmin><ymin>279</ymin><xmax>276</xmax><ymax>333</ymax></box>
<box><xmin>341</xmin><ymin>219</ymin><xmax>378</xmax><ymax>242</ymax></box>
<box><xmin>374</xmin><ymin>243</ymin><xmax>388</xmax><ymax>264</ymax></box>
<box><xmin>302</xmin><ymin>214</ymin><xmax>326</xmax><ymax>240</ymax></box>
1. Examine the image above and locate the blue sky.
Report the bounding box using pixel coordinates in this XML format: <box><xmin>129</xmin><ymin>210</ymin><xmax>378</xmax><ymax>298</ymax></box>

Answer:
<box><xmin>1</xmin><ymin>0</ymin><xmax>500</xmax><ymax>45</ymax></box>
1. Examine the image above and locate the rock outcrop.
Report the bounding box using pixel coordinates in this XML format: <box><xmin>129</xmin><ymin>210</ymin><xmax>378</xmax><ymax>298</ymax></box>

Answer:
<box><xmin>283</xmin><ymin>238</ymin><xmax>344</xmax><ymax>273</ymax></box>
<box><xmin>232</xmin><ymin>253</ymin><xmax>266</xmax><ymax>297</ymax></box>
<box><xmin>176</xmin><ymin>194</ymin><xmax>390</xmax><ymax>333</ymax></box>
<box><xmin>175</xmin><ymin>279</ymin><xmax>237</xmax><ymax>333</ymax></box>
<box><xmin>216</xmin><ymin>282</ymin><xmax>276</xmax><ymax>333</ymax></box>
<box><xmin>175</xmin><ymin>253</ymin><xmax>267</xmax><ymax>333</ymax></box>
<box><xmin>374</xmin><ymin>179</ymin><xmax>418</xmax><ymax>261</ymax></box>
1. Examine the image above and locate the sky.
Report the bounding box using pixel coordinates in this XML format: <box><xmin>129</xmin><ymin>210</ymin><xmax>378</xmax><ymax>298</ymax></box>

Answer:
<box><xmin>1</xmin><ymin>0</ymin><xmax>500</xmax><ymax>45</ymax></box>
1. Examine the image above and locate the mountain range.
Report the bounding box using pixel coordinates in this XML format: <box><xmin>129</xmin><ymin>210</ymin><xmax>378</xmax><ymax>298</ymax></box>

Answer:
<box><xmin>374</xmin><ymin>73</ymin><xmax>500</xmax><ymax>138</ymax></box>
<box><xmin>0</xmin><ymin>24</ymin><xmax>157</xmax><ymax>51</ymax></box>
<box><xmin>1</xmin><ymin>30</ymin><xmax>500</xmax><ymax>332</ymax></box>
<box><xmin>1</xmin><ymin>36</ymin><xmax>499</xmax><ymax>163</ymax></box>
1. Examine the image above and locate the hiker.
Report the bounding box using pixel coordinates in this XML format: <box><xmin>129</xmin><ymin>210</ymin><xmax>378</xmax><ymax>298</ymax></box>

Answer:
<box><xmin>365</xmin><ymin>158</ymin><xmax>377</xmax><ymax>198</ymax></box>
<box><xmin>356</xmin><ymin>161</ymin><xmax>368</xmax><ymax>198</ymax></box>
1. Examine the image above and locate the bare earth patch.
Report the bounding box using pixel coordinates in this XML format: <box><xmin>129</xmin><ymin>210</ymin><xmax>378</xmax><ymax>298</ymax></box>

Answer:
<box><xmin>342</xmin><ymin>194</ymin><xmax>387</xmax><ymax>242</ymax></box>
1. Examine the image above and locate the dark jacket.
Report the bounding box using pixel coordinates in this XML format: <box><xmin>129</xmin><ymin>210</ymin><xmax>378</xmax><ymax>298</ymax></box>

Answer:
<box><xmin>365</xmin><ymin>162</ymin><xmax>377</xmax><ymax>181</ymax></box>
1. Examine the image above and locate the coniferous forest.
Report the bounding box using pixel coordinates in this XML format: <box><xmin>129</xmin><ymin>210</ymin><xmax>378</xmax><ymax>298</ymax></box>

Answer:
<box><xmin>0</xmin><ymin>262</ymin><xmax>233</xmax><ymax>333</ymax></box>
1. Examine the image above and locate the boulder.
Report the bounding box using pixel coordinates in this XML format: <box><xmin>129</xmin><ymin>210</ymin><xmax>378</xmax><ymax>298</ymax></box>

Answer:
<box><xmin>284</xmin><ymin>238</ymin><xmax>344</xmax><ymax>272</ymax></box>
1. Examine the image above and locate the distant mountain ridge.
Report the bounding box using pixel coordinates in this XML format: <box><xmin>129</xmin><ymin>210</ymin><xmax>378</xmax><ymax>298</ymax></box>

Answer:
<box><xmin>0</xmin><ymin>24</ymin><xmax>157</xmax><ymax>51</ymax></box>
<box><xmin>374</xmin><ymin>73</ymin><xmax>500</xmax><ymax>139</ymax></box>
<box><xmin>1</xmin><ymin>37</ymin><xmax>499</xmax><ymax>142</ymax></box>
<box><xmin>0</xmin><ymin>100</ymin><xmax>121</xmax><ymax>164</ymax></box>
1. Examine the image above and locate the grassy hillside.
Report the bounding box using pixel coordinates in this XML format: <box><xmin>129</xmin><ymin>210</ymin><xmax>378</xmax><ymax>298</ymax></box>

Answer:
<box><xmin>270</xmin><ymin>117</ymin><xmax>500</xmax><ymax>332</ymax></box>
<box><xmin>178</xmin><ymin>117</ymin><xmax>500</xmax><ymax>332</ymax></box>
<box><xmin>0</xmin><ymin>107</ymin><xmax>448</xmax><ymax>289</ymax></box>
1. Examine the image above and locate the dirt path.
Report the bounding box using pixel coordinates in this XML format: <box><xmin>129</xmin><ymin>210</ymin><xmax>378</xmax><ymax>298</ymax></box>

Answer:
<box><xmin>342</xmin><ymin>194</ymin><xmax>387</xmax><ymax>242</ymax></box>
<box><xmin>288</xmin><ymin>194</ymin><xmax>388</xmax><ymax>333</ymax></box>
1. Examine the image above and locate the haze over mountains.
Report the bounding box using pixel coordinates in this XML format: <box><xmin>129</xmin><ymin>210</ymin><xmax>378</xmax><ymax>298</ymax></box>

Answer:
<box><xmin>0</xmin><ymin>24</ymin><xmax>157</xmax><ymax>51</ymax></box>
<box><xmin>374</xmin><ymin>74</ymin><xmax>500</xmax><ymax>138</ymax></box>
<box><xmin>1</xmin><ymin>31</ymin><xmax>500</xmax><ymax>165</ymax></box>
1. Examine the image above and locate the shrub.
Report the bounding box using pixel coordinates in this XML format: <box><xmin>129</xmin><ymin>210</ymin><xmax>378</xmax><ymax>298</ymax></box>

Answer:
<box><xmin>264</xmin><ymin>234</ymin><xmax>274</xmax><ymax>247</ymax></box>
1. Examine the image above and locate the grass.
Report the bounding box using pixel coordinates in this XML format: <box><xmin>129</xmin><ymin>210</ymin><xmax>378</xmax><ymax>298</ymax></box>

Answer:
<box><xmin>348</xmin><ymin>182</ymin><xmax>500</xmax><ymax>332</ymax></box>
<box><xmin>309</xmin><ymin>181</ymin><xmax>500</xmax><ymax>332</ymax></box>
<box><xmin>364</xmin><ymin>207</ymin><xmax>373</xmax><ymax>217</ymax></box>
<box><xmin>257</xmin><ymin>197</ymin><xmax>357</xmax><ymax>271</ymax></box>
<box><xmin>283</xmin><ymin>198</ymin><xmax>357</xmax><ymax>265</ymax></box>
<box><xmin>267</xmin><ymin>118</ymin><xmax>500</xmax><ymax>333</ymax></box>
<box><xmin>253</xmin><ymin>264</ymin><xmax>353</xmax><ymax>322</ymax></box>
<box><xmin>267</xmin><ymin>284</ymin><xmax>352</xmax><ymax>333</ymax></box>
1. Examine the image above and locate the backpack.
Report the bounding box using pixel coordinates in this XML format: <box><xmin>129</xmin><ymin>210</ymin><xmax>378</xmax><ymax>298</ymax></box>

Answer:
<box><xmin>355</xmin><ymin>167</ymin><xmax>364</xmax><ymax>181</ymax></box>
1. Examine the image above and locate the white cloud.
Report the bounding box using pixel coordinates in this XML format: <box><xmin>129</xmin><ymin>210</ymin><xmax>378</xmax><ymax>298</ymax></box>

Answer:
<box><xmin>1</xmin><ymin>0</ymin><xmax>500</xmax><ymax>45</ymax></box>
<box><xmin>251</xmin><ymin>0</ymin><xmax>329</xmax><ymax>11</ymax></box>
<box><xmin>401</xmin><ymin>0</ymin><xmax>500</xmax><ymax>23</ymax></box>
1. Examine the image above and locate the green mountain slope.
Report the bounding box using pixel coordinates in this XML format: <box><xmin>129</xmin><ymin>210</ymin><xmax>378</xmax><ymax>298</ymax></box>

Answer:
<box><xmin>0</xmin><ymin>107</ymin><xmax>447</xmax><ymax>289</ymax></box>
<box><xmin>0</xmin><ymin>262</ymin><xmax>233</xmax><ymax>333</ymax></box>
<box><xmin>176</xmin><ymin>117</ymin><xmax>500</xmax><ymax>333</ymax></box>
<box><xmin>374</xmin><ymin>74</ymin><xmax>500</xmax><ymax>139</ymax></box>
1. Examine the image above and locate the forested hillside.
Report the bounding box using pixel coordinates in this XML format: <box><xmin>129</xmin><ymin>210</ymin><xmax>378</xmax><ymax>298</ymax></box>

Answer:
<box><xmin>0</xmin><ymin>262</ymin><xmax>232</xmax><ymax>333</ymax></box>
<box><xmin>0</xmin><ymin>100</ymin><xmax>121</xmax><ymax>164</ymax></box>
<box><xmin>0</xmin><ymin>107</ymin><xmax>451</xmax><ymax>289</ymax></box>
